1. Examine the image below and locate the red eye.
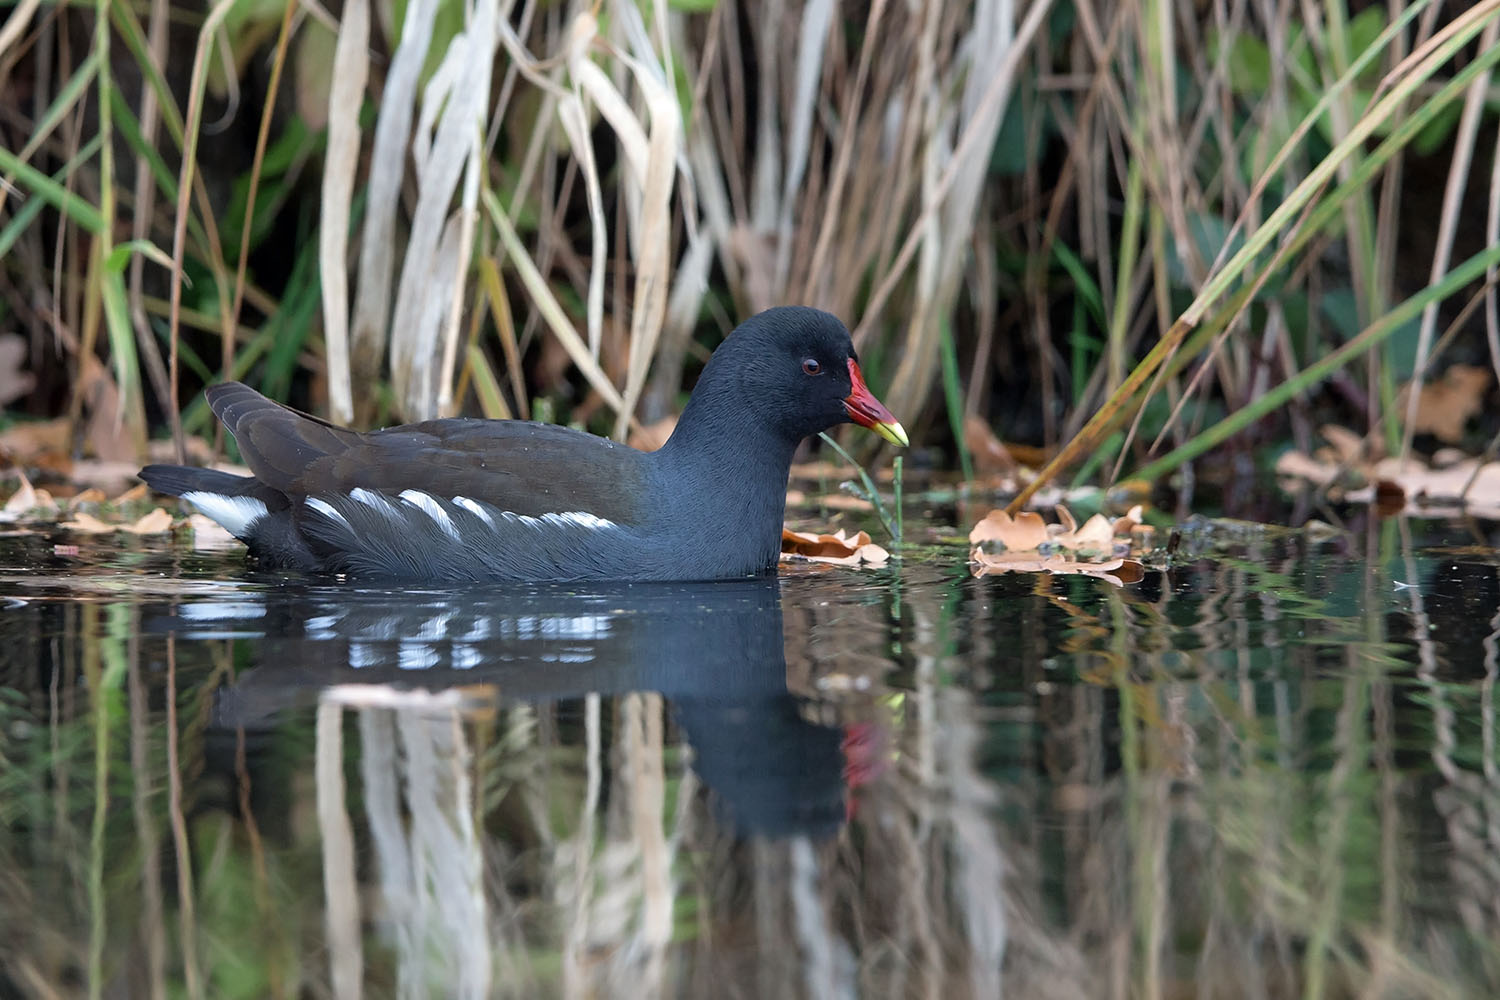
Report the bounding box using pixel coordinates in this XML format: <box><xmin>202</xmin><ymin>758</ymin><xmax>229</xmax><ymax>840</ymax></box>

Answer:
<box><xmin>802</xmin><ymin>358</ymin><xmax>822</xmax><ymax>375</ymax></box>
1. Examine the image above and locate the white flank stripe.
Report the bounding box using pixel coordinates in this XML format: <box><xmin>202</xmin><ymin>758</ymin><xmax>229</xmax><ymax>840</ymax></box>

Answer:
<box><xmin>182</xmin><ymin>492</ymin><xmax>268</xmax><ymax>537</ymax></box>
<box><xmin>305</xmin><ymin>497</ymin><xmax>352</xmax><ymax>531</ymax></box>
<box><xmin>544</xmin><ymin>511</ymin><xmax>616</xmax><ymax>531</ymax></box>
<box><xmin>452</xmin><ymin>495</ymin><xmax>495</xmax><ymax>529</ymax></box>
<box><xmin>399</xmin><ymin>490</ymin><xmax>460</xmax><ymax>541</ymax></box>
<box><xmin>349</xmin><ymin>487</ymin><xmax>389</xmax><ymax>510</ymax></box>
<box><xmin>497</xmin><ymin>509</ymin><xmax>617</xmax><ymax>531</ymax></box>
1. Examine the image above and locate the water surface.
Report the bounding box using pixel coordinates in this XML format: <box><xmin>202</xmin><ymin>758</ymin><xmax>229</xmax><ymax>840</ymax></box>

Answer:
<box><xmin>1</xmin><ymin>514</ymin><xmax>1498</xmax><ymax>998</ymax></box>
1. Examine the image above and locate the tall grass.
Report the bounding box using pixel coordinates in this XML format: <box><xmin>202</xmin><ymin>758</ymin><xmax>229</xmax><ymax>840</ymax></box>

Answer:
<box><xmin>0</xmin><ymin>1</ymin><xmax>1497</xmax><ymax>495</ymax></box>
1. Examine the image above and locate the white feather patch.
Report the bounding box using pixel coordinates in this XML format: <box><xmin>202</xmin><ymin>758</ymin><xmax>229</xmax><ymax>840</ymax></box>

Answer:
<box><xmin>543</xmin><ymin>511</ymin><xmax>616</xmax><ymax>531</ymax></box>
<box><xmin>452</xmin><ymin>495</ymin><xmax>495</xmax><ymax>529</ymax></box>
<box><xmin>496</xmin><ymin>509</ymin><xmax>618</xmax><ymax>531</ymax></box>
<box><xmin>305</xmin><ymin>497</ymin><xmax>352</xmax><ymax>531</ymax></box>
<box><xmin>452</xmin><ymin>498</ymin><xmax>615</xmax><ymax>533</ymax></box>
<box><xmin>182</xmin><ymin>492</ymin><xmax>268</xmax><ymax>537</ymax></box>
<box><xmin>349</xmin><ymin>487</ymin><xmax>392</xmax><ymax>511</ymax></box>
<box><xmin>399</xmin><ymin>490</ymin><xmax>461</xmax><ymax>541</ymax></box>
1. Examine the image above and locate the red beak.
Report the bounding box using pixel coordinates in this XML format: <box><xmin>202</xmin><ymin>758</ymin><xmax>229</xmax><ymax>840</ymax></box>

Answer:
<box><xmin>843</xmin><ymin>359</ymin><xmax>909</xmax><ymax>447</ymax></box>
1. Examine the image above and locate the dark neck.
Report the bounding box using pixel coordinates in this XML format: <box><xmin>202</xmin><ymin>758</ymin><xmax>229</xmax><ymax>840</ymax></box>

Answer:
<box><xmin>650</xmin><ymin>389</ymin><xmax>800</xmax><ymax>573</ymax></box>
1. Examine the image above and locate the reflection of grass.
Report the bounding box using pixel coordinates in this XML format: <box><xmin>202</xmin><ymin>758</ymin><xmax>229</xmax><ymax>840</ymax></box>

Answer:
<box><xmin>7</xmin><ymin>549</ymin><xmax>1500</xmax><ymax>996</ymax></box>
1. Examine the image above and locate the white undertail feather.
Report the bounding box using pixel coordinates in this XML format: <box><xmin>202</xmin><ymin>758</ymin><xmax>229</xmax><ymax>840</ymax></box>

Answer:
<box><xmin>182</xmin><ymin>492</ymin><xmax>269</xmax><ymax>538</ymax></box>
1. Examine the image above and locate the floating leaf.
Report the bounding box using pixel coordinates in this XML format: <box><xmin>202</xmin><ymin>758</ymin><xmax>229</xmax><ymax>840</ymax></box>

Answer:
<box><xmin>967</xmin><ymin>504</ymin><xmax>1150</xmax><ymax>584</ymax></box>
<box><xmin>969</xmin><ymin>509</ymin><xmax>1049</xmax><ymax>550</ymax></box>
<box><xmin>970</xmin><ymin>550</ymin><xmax>1145</xmax><ymax>587</ymax></box>
<box><xmin>2</xmin><ymin>473</ymin><xmax>38</xmax><ymax>520</ymax></box>
<box><xmin>781</xmin><ymin>527</ymin><xmax>889</xmax><ymax>568</ymax></box>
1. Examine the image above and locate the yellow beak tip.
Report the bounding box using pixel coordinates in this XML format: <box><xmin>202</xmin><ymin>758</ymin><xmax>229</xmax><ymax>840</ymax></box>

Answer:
<box><xmin>874</xmin><ymin>421</ymin><xmax>909</xmax><ymax>448</ymax></box>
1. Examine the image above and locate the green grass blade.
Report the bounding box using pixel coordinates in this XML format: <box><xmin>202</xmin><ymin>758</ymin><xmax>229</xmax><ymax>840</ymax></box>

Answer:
<box><xmin>1131</xmin><ymin>239</ymin><xmax>1500</xmax><ymax>482</ymax></box>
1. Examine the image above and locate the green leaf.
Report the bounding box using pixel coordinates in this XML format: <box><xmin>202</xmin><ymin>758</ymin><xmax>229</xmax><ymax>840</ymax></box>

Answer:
<box><xmin>103</xmin><ymin>239</ymin><xmax>175</xmax><ymax>276</ymax></box>
<box><xmin>0</xmin><ymin>146</ymin><xmax>104</xmax><ymax>233</ymax></box>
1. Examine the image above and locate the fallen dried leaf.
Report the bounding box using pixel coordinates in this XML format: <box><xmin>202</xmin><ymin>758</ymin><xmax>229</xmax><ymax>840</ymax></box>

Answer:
<box><xmin>1320</xmin><ymin>424</ymin><xmax>1368</xmax><ymax>464</ymax></box>
<box><xmin>970</xmin><ymin>550</ymin><xmax>1145</xmax><ymax>587</ymax></box>
<box><xmin>968</xmin><ymin>509</ymin><xmax>1049</xmax><ymax>549</ymax></box>
<box><xmin>112</xmin><ymin>483</ymin><xmax>150</xmax><ymax>505</ymax></box>
<box><xmin>1069</xmin><ymin>513</ymin><xmax>1116</xmax><ymax>553</ymax></box>
<box><xmin>963</xmin><ymin>414</ymin><xmax>1015</xmax><ymax>475</ymax></box>
<box><xmin>2</xmin><ymin>473</ymin><xmax>37</xmax><ymax>519</ymax></box>
<box><xmin>1398</xmin><ymin>364</ymin><xmax>1491</xmax><ymax>443</ymax></box>
<box><xmin>0</xmin><ymin>418</ymin><xmax>71</xmax><ymax>466</ymax></box>
<box><xmin>59</xmin><ymin>512</ymin><xmax>117</xmax><ymax>534</ymax></box>
<box><xmin>1276</xmin><ymin>448</ymin><xmax>1347</xmax><ymax>488</ymax></box>
<box><xmin>628</xmin><ymin>415</ymin><xmax>676</xmax><ymax>452</ymax></box>
<box><xmin>1278</xmin><ymin>444</ymin><xmax>1500</xmax><ymax>519</ymax></box>
<box><xmin>69</xmin><ymin>488</ymin><xmax>107</xmax><ymax>508</ymax></box>
<box><xmin>124</xmin><ymin>508</ymin><xmax>174</xmax><ymax>535</ymax></box>
<box><xmin>781</xmin><ymin>527</ymin><xmax>889</xmax><ymax>568</ymax></box>
<box><xmin>967</xmin><ymin>504</ymin><xmax>1150</xmax><ymax>585</ymax></box>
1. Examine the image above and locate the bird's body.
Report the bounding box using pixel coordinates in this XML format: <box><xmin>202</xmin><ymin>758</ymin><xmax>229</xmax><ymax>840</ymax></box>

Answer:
<box><xmin>141</xmin><ymin>306</ymin><xmax>906</xmax><ymax>581</ymax></box>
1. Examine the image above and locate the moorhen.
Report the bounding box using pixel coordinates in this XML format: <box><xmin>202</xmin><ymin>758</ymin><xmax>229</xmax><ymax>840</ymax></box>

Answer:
<box><xmin>140</xmin><ymin>306</ymin><xmax>907</xmax><ymax>581</ymax></box>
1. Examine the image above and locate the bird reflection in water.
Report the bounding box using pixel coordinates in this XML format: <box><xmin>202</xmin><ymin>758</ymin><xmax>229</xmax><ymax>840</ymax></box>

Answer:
<box><xmin>184</xmin><ymin>577</ymin><xmax>860</xmax><ymax>840</ymax></box>
<box><xmin>165</xmin><ymin>574</ymin><xmax>923</xmax><ymax>996</ymax></box>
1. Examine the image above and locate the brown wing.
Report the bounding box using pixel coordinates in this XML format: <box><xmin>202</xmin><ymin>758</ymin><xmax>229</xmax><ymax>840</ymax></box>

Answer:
<box><xmin>208</xmin><ymin>382</ymin><xmax>651</xmax><ymax>525</ymax></box>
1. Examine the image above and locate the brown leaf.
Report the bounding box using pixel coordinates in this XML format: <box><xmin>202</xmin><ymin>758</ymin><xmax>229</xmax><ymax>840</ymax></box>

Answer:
<box><xmin>1055</xmin><ymin>504</ymin><xmax>1078</xmax><ymax>535</ymax></box>
<box><xmin>780</xmin><ymin>527</ymin><xmax>889</xmax><ymax>568</ymax></box>
<box><xmin>0</xmin><ymin>418</ymin><xmax>71</xmax><ymax>465</ymax></box>
<box><xmin>628</xmin><ymin>415</ymin><xmax>676</xmax><ymax>452</ymax></box>
<box><xmin>77</xmin><ymin>354</ymin><xmax>139</xmax><ymax>462</ymax></box>
<box><xmin>124</xmin><ymin>508</ymin><xmax>174</xmax><ymax>535</ymax></box>
<box><xmin>968</xmin><ymin>509</ymin><xmax>1049</xmax><ymax>549</ymax></box>
<box><xmin>1399</xmin><ymin>364</ymin><xmax>1491</xmax><ymax>443</ymax></box>
<box><xmin>113</xmin><ymin>484</ymin><xmax>150</xmax><ymax>505</ymax></box>
<box><xmin>1319</xmin><ymin>424</ymin><xmax>1368</xmax><ymax>464</ymax></box>
<box><xmin>0</xmin><ymin>333</ymin><xmax>36</xmax><ymax>407</ymax></box>
<box><xmin>970</xmin><ymin>550</ymin><xmax>1144</xmax><ymax>587</ymax></box>
<box><xmin>1112</xmin><ymin>504</ymin><xmax>1145</xmax><ymax>535</ymax></box>
<box><xmin>1066</xmin><ymin>513</ymin><xmax>1116</xmax><ymax>553</ymax></box>
<box><xmin>59</xmin><ymin>512</ymin><xmax>117</xmax><ymax>534</ymax></box>
<box><xmin>967</xmin><ymin>505</ymin><xmax>1149</xmax><ymax>585</ymax></box>
<box><xmin>2</xmin><ymin>473</ymin><xmax>38</xmax><ymax>519</ymax></box>
<box><xmin>69</xmin><ymin>488</ymin><xmax>107</xmax><ymax>508</ymax></box>
<box><xmin>963</xmin><ymin>414</ymin><xmax>1015</xmax><ymax>475</ymax></box>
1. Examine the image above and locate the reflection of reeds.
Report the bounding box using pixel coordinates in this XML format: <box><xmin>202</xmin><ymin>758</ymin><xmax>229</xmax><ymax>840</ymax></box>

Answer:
<box><xmin>11</xmin><ymin>552</ymin><xmax>1500</xmax><ymax>996</ymax></box>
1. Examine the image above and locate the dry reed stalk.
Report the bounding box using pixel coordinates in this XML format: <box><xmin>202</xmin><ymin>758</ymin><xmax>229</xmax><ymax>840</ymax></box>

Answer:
<box><xmin>1401</xmin><ymin>15</ymin><xmax>1500</xmax><ymax>461</ymax></box>
<box><xmin>317</xmin><ymin>0</ymin><xmax>368</xmax><ymax>424</ymax></box>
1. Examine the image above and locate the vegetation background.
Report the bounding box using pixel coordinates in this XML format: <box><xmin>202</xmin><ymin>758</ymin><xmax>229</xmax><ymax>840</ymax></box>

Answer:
<box><xmin>2</xmin><ymin>0</ymin><xmax>1500</xmax><ymax>506</ymax></box>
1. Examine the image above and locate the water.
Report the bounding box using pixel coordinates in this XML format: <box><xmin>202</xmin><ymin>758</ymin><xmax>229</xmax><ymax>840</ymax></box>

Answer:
<box><xmin>1</xmin><ymin>514</ymin><xmax>1499</xmax><ymax>998</ymax></box>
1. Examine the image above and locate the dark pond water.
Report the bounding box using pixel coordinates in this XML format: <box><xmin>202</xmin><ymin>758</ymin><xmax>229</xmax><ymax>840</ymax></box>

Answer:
<box><xmin>2</xmin><ymin>514</ymin><xmax>1500</xmax><ymax>999</ymax></box>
